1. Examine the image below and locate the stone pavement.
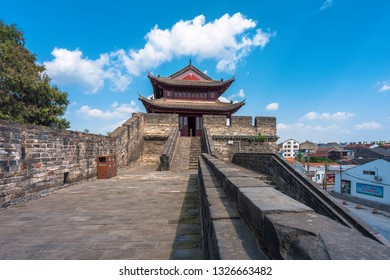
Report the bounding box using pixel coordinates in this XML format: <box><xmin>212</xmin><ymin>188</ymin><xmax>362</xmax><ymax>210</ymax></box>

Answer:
<box><xmin>0</xmin><ymin>165</ymin><xmax>202</xmax><ymax>260</ymax></box>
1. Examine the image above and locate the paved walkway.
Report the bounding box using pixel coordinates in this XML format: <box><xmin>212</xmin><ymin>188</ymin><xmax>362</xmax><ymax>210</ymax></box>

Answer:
<box><xmin>0</xmin><ymin>165</ymin><xmax>202</xmax><ymax>260</ymax></box>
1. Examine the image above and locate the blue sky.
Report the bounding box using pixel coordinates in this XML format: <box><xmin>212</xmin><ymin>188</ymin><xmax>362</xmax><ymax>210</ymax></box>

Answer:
<box><xmin>2</xmin><ymin>0</ymin><xmax>390</xmax><ymax>143</ymax></box>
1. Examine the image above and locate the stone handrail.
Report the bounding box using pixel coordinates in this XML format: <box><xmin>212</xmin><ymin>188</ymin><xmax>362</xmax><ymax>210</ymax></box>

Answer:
<box><xmin>200</xmin><ymin>153</ymin><xmax>390</xmax><ymax>259</ymax></box>
<box><xmin>231</xmin><ymin>152</ymin><xmax>390</xmax><ymax>246</ymax></box>
<box><xmin>159</xmin><ymin>128</ymin><xmax>179</xmax><ymax>170</ymax></box>
<box><xmin>202</xmin><ymin>127</ymin><xmax>215</xmax><ymax>156</ymax></box>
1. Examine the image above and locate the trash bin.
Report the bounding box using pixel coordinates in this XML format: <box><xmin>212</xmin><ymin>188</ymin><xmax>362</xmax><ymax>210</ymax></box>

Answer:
<box><xmin>97</xmin><ymin>154</ymin><xmax>117</xmax><ymax>179</ymax></box>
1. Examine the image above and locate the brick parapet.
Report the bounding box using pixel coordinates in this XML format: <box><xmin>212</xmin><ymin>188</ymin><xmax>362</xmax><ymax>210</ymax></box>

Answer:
<box><xmin>231</xmin><ymin>153</ymin><xmax>390</xmax><ymax>247</ymax></box>
<box><xmin>201</xmin><ymin>153</ymin><xmax>390</xmax><ymax>259</ymax></box>
<box><xmin>144</xmin><ymin>113</ymin><xmax>178</xmax><ymax>136</ymax></box>
<box><xmin>0</xmin><ymin>120</ymin><xmax>116</xmax><ymax>208</ymax></box>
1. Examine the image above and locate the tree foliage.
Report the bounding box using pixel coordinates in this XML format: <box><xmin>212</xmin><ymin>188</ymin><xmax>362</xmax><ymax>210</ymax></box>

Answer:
<box><xmin>0</xmin><ymin>20</ymin><xmax>70</xmax><ymax>129</ymax></box>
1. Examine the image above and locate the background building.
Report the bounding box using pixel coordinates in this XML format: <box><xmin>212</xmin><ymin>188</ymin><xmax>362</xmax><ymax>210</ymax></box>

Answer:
<box><xmin>334</xmin><ymin>159</ymin><xmax>390</xmax><ymax>205</ymax></box>
<box><xmin>139</xmin><ymin>62</ymin><xmax>244</xmax><ymax>136</ymax></box>
<box><xmin>281</xmin><ymin>139</ymin><xmax>299</xmax><ymax>158</ymax></box>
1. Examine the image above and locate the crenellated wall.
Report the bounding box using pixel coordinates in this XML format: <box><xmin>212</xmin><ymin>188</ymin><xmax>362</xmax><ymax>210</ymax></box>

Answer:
<box><xmin>0</xmin><ymin>112</ymin><xmax>182</xmax><ymax>207</ymax></box>
<box><xmin>141</xmin><ymin>113</ymin><xmax>178</xmax><ymax>165</ymax></box>
<box><xmin>144</xmin><ymin>113</ymin><xmax>178</xmax><ymax>136</ymax></box>
<box><xmin>203</xmin><ymin>115</ymin><xmax>278</xmax><ymax>161</ymax></box>
<box><xmin>0</xmin><ymin>112</ymin><xmax>276</xmax><ymax>207</ymax></box>
<box><xmin>0</xmin><ymin>120</ymin><xmax>115</xmax><ymax>207</ymax></box>
<box><xmin>111</xmin><ymin>113</ymin><xmax>144</xmax><ymax>168</ymax></box>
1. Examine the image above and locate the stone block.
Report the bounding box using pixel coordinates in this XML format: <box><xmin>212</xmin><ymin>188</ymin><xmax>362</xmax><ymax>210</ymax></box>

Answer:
<box><xmin>231</xmin><ymin>116</ymin><xmax>252</xmax><ymax>127</ymax></box>
<box><xmin>203</xmin><ymin>115</ymin><xmax>226</xmax><ymax>126</ymax></box>
<box><xmin>212</xmin><ymin>219</ymin><xmax>267</xmax><ymax>260</ymax></box>
<box><xmin>263</xmin><ymin>212</ymin><xmax>390</xmax><ymax>260</ymax></box>
<box><xmin>255</xmin><ymin>116</ymin><xmax>276</xmax><ymax>135</ymax></box>
<box><xmin>238</xmin><ymin>187</ymin><xmax>313</xmax><ymax>236</ymax></box>
<box><xmin>209</xmin><ymin>198</ymin><xmax>240</xmax><ymax>219</ymax></box>
<box><xmin>205</xmin><ymin>187</ymin><xmax>227</xmax><ymax>200</ymax></box>
<box><xmin>225</xmin><ymin>177</ymin><xmax>271</xmax><ymax>205</ymax></box>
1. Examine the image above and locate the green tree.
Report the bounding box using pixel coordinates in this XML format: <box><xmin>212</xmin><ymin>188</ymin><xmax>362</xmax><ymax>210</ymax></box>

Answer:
<box><xmin>0</xmin><ymin>20</ymin><xmax>70</xmax><ymax>129</ymax></box>
<box><xmin>297</xmin><ymin>152</ymin><xmax>303</xmax><ymax>162</ymax></box>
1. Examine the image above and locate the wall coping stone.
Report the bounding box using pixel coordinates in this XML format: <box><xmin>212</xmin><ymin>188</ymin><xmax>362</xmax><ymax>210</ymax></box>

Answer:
<box><xmin>201</xmin><ymin>152</ymin><xmax>390</xmax><ymax>259</ymax></box>
<box><xmin>198</xmin><ymin>157</ymin><xmax>267</xmax><ymax>259</ymax></box>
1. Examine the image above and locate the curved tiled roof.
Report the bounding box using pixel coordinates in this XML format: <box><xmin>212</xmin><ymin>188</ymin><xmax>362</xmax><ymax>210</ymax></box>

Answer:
<box><xmin>148</xmin><ymin>73</ymin><xmax>235</xmax><ymax>88</ymax></box>
<box><xmin>139</xmin><ymin>95</ymin><xmax>245</xmax><ymax>114</ymax></box>
<box><xmin>169</xmin><ymin>63</ymin><xmax>212</xmax><ymax>80</ymax></box>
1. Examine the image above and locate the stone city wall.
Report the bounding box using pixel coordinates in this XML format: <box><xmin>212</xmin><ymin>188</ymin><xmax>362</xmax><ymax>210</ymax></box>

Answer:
<box><xmin>0</xmin><ymin>112</ymin><xmax>151</xmax><ymax>208</ymax></box>
<box><xmin>203</xmin><ymin>115</ymin><xmax>278</xmax><ymax>161</ymax></box>
<box><xmin>212</xmin><ymin>139</ymin><xmax>277</xmax><ymax>162</ymax></box>
<box><xmin>139</xmin><ymin>140</ymin><xmax>166</xmax><ymax>165</ymax></box>
<box><xmin>111</xmin><ymin>113</ymin><xmax>144</xmax><ymax>168</ymax></box>
<box><xmin>144</xmin><ymin>113</ymin><xmax>178</xmax><ymax>136</ymax></box>
<box><xmin>141</xmin><ymin>113</ymin><xmax>179</xmax><ymax>166</ymax></box>
<box><xmin>0</xmin><ymin>120</ymin><xmax>115</xmax><ymax>208</ymax></box>
<box><xmin>200</xmin><ymin>153</ymin><xmax>390</xmax><ymax>259</ymax></box>
<box><xmin>0</xmin><ymin>113</ymin><xmax>276</xmax><ymax>207</ymax></box>
<box><xmin>231</xmin><ymin>152</ymin><xmax>389</xmax><ymax>246</ymax></box>
<box><xmin>203</xmin><ymin>115</ymin><xmax>276</xmax><ymax>136</ymax></box>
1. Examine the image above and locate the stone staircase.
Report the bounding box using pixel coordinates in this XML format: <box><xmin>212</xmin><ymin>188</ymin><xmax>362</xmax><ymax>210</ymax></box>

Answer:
<box><xmin>171</xmin><ymin>137</ymin><xmax>205</xmax><ymax>171</ymax></box>
<box><xmin>189</xmin><ymin>137</ymin><xmax>204</xmax><ymax>170</ymax></box>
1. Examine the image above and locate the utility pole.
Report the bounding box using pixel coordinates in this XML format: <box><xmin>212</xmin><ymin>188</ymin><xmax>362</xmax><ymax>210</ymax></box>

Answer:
<box><xmin>339</xmin><ymin>162</ymin><xmax>343</xmax><ymax>192</ymax></box>
<box><xmin>323</xmin><ymin>162</ymin><xmax>328</xmax><ymax>191</ymax></box>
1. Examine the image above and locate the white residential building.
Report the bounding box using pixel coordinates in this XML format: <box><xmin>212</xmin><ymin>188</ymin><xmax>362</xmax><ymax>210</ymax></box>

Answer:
<box><xmin>282</xmin><ymin>139</ymin><xmax>300</xmax><ymax>159</ymax></box>
<box><xmin>334</xmin><ymin>159</ymin><xmax>390</xmax><ymax>205</ymax></box>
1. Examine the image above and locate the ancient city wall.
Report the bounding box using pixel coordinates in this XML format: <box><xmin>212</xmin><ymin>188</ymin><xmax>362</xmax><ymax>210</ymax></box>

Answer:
<box><xmin>203</xmin><ymin>115</ymin><xmax>276</xmax><ymax>136</ymax></box>
<box><xmin>203</xmin><ymin>115</ymin><xmax>278</xmax><ymax>161</ymax></box>
<box><xmin>200</xmin><ymin>153</ymin><xmax>390</xmax><ymax>259</ymax></box>
<box><xmin>143</xmin><ymin>113</ymin><xmax>178</xmax><ymax>136</ymax></box>
<box><xmin>0</xmin><ymin>112</ymin><xmax>276</xmax><ymax>207</ymax></box>
<box><xmin>111</xmin><ymin>112</ymin><xmax>144</xmax><ymax>168</ymax></box>
<box><xmin>231</xmin><ymin>152</ymin><xmax>389</xmax><ymax>246</ymax></box>
<box><xmin>0</xmin><ymin>112</ymin><xmax>155</xmax><ymax>208</ymax></box>
<box><xmin>0</xmin><ymin>120</ymin><xmax>115</xmax><ymax>208</ymax></box>
<box><xmin>141</xmin><ymin>113</ymin><xmax>178</xmax><ymax>165</ymax></box>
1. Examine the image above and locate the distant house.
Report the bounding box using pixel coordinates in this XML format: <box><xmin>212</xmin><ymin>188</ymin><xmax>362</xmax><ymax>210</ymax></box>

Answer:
<box><xmin>281</xmin><ymin>139</ymin><xmax>299</xmax><ymax>159</ymax></box>
<box><xmin>299</xmin><ymin>141</ymin><xmax>317</xmax><ymax>158</ymax></box>
<box><xmin>349</xmin><ymin>146</ymin><xmax>390</xmax><ymax>164</ymax></box>
<box><xmin>328</xmin><ymin>148</ymin><xmax>354</xmax><ymax>162</ymax></box>
<box><xmin>334</xmin><ymin>159</ymin><xmax>390</xmax><ymax>205</ymax></box>
<box><xmin>318</xmin><ymin>142</ymin><xmax>342</xmax><ymax>149</ymax></box>
<box><xmin>343</xmin><ymin>143</ymin><xmax>371</xmax><ymax>150</ymax></box>
<box><xmin>311</xmin><ymin>147</ymin><xmax>331</xmax><ymax>158</ymax></box>
<box><xmin>310</xmin><ymin>142</ymin><xmax>342</xmax><ymax>159</ymax></box>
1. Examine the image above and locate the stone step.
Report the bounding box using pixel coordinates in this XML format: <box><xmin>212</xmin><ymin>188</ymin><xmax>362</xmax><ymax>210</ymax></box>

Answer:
<box><xmin>188</xmin><ymin>137</ymin><xmax>202</xmax><ymax>170</ymax></box>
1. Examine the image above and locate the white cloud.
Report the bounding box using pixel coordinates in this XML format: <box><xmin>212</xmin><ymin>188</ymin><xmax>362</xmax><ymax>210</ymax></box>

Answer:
<box><xmin>76</xmin><ymin>101</ymin><xmax>140</xmax><ymax>120</ymax></box>
<box><xmin>309</xmin><ymin>124</ymin><xmax>340</xmax><ymax>131</ymax></box>
<box><xmin>277</xmin><ymin>122</ymin><xmax>351</xmax><ymax>143</ymax></box>
<box><xmin>228</xmin><ymin>89</ymin><xmax>245</xmax><ymax>100</ymax></box>
<box><xmin>265</xmin><ymin>103</ymin><xmax>279</xmax><ymax>111</ymax></box>
<box><xmin>237</xmin><ymin>89</ymin><xmax>245</xmax><ymax>98</ymax></box>
<box><xmin>320</xmin><ymin>0</ymin><xmax>333</xmax><ymax>11</ymax></box>
<box><xmin>277</xmin><ymin>122</ymin><xmax>340</xmax><ymax>132</ymax></box>
<box><xmin>299</xmin><ymin>111</ymin><xmax>354</xmax><ymax>121</ymax></box>
<box><xmin>319</xmin><ymin>112</ymin><xmax>354</xmax><ymax>121</ymax></box>
<box><xmin>44</xmin><ymin>13</ymin><xmax>271</xmax><ymax>93</ymax></box>
<box><xmin>355</xmin><ymin>122</ymin><xmax>382</xmax><ymax>130</ymax></box>
<box><xmin>299</xmin><ymin>112</ymin><xmax>319</xmax><ymax>121</ymax></box>
<box><xmin>218</xmin><ymin>96</ymin><xmax>231</xmax><ymax>103</ymax></box>
<box><xmin>117</xmin><ymin>13</ymin><xmax>272</xmax><ymax>75</ymax></box>
<box><xmin>219</xmin><ymin>89</ymin><xmax>245</xmax><ymax>103</ymax></box>
<box><xmin>44</xmin><ymin>48</ymin><xmax>131</xmax><ymax>93</ymax></box>
<box><xmin>378</xmin><ymin>81</ymin><xmax>390</xmax><ymax>92</ymax></box>
<box><xmin>277</xmin><ymin>122</ymin><xmax>305</xmax><ymax>131</ymax></box>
